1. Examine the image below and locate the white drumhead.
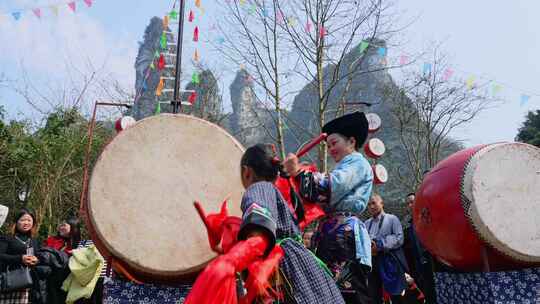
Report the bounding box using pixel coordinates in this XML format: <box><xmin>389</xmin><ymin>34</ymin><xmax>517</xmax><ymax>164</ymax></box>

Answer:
<box><xmin>373</xmin><ymin>164</ymin><xmax>388</xmax><ymax>184</ymax></box>
<box><xmin>367</xmin><ymin>138</ymin><xmax>386</xmax><ymax>158</ymax></box>
<box><xmin>89</xmin><ymin>114</ymin><xmax>245</xmax><ymax>275</ymax></box>
<box><xmin>366</xmin><ymin>113</ymin><xmax>382</xmax><ymax>133</ymax></box>
<box><xmin>462</xmin><ymin>142</ymin><xmax>540</xmax><ymax>262</ymax></box>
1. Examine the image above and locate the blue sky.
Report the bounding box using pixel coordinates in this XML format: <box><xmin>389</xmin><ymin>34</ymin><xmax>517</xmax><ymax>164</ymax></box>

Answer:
<box><xmin>0</xmin><ymin>0</ymin><xmax>539</xmax><ymax>145</ymax></box>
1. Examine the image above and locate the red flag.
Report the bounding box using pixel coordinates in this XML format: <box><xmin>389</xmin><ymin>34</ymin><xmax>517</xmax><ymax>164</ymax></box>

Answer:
<box><xmin>193</xmin><ymin>26</ymin><xmax>199</xmax><ymax>42</ymax></box>
<box><xmin>319</xmin><ymin>25</ymin><xmax>326</xmax><ymax>38</ymax></box>
<box><xmin>158</xmin><ymin>54</ymin><xmax>165</xmax><ymax>70</ymax></box>
<box><xmin>83</xmin><ymin>0</ymin><xmax>93</xmax><ymax>7</ymax></box>
<box><xmin>68</xmin><ymin>2</ymin><xmax>76</xmax><ymax>12</ymax></box>
<box><xmin>32</xmin><ymin>8</ymin><xmax>41</xmax><ymax>18</ymax></box>
<box><xmin>188</xmin><ymin>92</ymin><xmax>197</xmax><ymax>104</ymax></box>
<box><xmin>189</xmin><ymin>10</ymin><xmax>194</xmax><ymax>22</ymax></box>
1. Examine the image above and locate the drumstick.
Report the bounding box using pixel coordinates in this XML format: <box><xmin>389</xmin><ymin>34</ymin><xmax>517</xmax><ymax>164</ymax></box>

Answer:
<box><xmin>296</xmin><ymin>133</ymin><xmax>328</xmax><ymax>158</ymax></box>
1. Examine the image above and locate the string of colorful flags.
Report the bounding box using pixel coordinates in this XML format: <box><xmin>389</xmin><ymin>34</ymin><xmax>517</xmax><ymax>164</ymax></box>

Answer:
<box><xmin>133</xmin><ymin>1</ymin><xmax>203</xmax><ymax>113</ymax></box>
<box><xmin>209</xmin><ymin>1</ymin><xmax>538</xmax><ymax>108</ymax></box>
<box><xmin>0</xmin><ymin>0</ymin><xmax>94</xmax><ymax>21</ymax></box>
<box><xmin>210</xmin><ymin>26</ymin><xmax>536</xmax><ymax>107</ymax></box>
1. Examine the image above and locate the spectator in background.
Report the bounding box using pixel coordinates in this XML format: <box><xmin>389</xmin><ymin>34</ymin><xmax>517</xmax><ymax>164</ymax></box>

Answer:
<box><xmin>44</xmin><ymin>217</ymin><xmax>81</xmax><ymax>256</ymax></box>
<box><xmin>0</xmin><ymin>208</ymin><xmax>44</xmax><ymax>304</ymax></box>
<box><xmin>403</xmin><ymin>193</ymin><xmax>437</xmax><ymax>304</ymax></box>
<box><xmin>366</xmin><ymin>194</ymin><xmax>408</xmax><ymax>304</ymax></box>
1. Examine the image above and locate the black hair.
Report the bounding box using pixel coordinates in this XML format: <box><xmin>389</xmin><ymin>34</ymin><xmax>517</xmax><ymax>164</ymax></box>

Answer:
<box><xmin>11</xmin><ymin>208</ymin><xmax>38</xmax><ymax>237</ymax></box>
<box><xmin>66</xmin><ymin>217</ymin><xmax>81</xmax><ymax>249</ymax></box>
<box><xmin>406</xmin><ymin>192</ymin><xmax>416</xmax><ymax>198</ymax></box>
<box><xmin>241</xmin><ymin>144</ymin><xmax>281</xmax><ymax>181</ymax></box>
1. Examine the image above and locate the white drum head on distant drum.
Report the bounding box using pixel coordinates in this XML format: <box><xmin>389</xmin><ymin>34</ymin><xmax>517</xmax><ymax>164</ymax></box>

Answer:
<box><xmin>462</xmin><ymin>142</ymin><xmax>540</xmax><ymax>262</ymax></box>
<box><xmin>366</xmin><ymin>113</ymin><xmax>382</xmax><ymax>133</ymax></box>
<box><xmin>89</xmin><ymin>114</ymin><xmax>245</xmax><ymax>276</ymax></box>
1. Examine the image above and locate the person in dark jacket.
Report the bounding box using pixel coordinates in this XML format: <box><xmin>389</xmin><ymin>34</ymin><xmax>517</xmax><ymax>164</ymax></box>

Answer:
<box><xmin>403</xmin><ymin>193</ymin><xmax>437</xmax><ymax>304</ymax></box>
<box><xmin>0</xmin><ymin>208</ymin><xmax>44</xmax><ymax>304</ymax></box>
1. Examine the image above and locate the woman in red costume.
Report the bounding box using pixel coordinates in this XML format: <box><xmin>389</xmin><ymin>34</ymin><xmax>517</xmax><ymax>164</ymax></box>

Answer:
<box><xmin>185</xmin><ymin>144</ymin><xmax>345</xmax><ymax>304</ymax></box>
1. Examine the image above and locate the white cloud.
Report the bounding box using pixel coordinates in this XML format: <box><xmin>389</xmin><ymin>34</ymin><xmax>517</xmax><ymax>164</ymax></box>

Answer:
<box><xmin>0</xmin><ymin>2</ymin><xmax>137</xmax><ymax>114</ymax></box>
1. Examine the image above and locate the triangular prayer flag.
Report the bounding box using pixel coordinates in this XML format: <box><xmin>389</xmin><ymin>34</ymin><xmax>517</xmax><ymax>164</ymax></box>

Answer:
<box><xmin>305</xmin><ymin>21</ymin><xmax>312</xmax><ymax>33</ymax></box>
<box><xmin>142</xmin><ymin>80</ymin><xmax>148</xmax><ymax>91</ymax></box>
<box><xmin>399</xmin><ymin>55</ymin><xmax>409</xmax><ymax>65</ymax></box>
<box><xmin>359</xmin><ymin>41</ymin><xmax>369</xmax><ymax>53</ymax></box>
<box><xmin>248</xmin><ymin>4</ymin><xmax>256</xmax><ymax>14</ymax></box>
<box><xmin>466</xmin><ymin>76</ymin><xmax>475</xmax><ymax>90</ymax></box>
<box><xmin>194</xmin><ymin>49</ymin><xmax>199</xmax><ymax>62</ymax></box>
<box><xmin>319</xmin><ymin>25</ymin><xmax>326</xmax><ymax>38</ymax></box>
<box><xmin>287</xmin><ymin>17</ymin><xmax>297</xmax><ymax>26</ymax></box>
<box><xmin>150</xmin><ymin>62</ymin><xmax>155</xmax><ymax>69</ymax></box>
<box><xmin>195</xmin><ymin>0</ymin><xmax>201</xmax><ymax>8</ymax></box>
<box><xmin>161</xmin><ymin>33</ymin><xmax>167</xmax><ymax>49</ymax></box>
<box><xmin>163</xmin><ymin>15</ymin><xmax>169</xmax><ymax>28</ymax></box>
<box><xmin>377</xmin><ymin>47</ymin><xmax>386</xmax><ymax>56</ymax></box>
<box><xmin>50</xmin><ymin>5</ymin><xmax>58</xmax><ymax>16</ymax></box>
<box><xmin>239</xmin><ymin>0</ymin><xmax>245</xmax><ymax>5</ymax></box>
<box><xmin>169</xmin><ymin>10</ymin><xmax>178</xmax><ymax>20</ymax></box>
<box><xmin>276</xmin><ymin>11</ymin><xmax>284</xmax><ymax>24</ymax></box>
<box><xmin>68</xmin><ymin>2</ymin><xmax>76</xmax><ymax>13</ymax></box>
<box><xmin>188</xmin><ymin>92</ymin><xmax>197</xmax><ymax>104</ymax></box>
<box><xmin>188</xmin><ymin>10</ymin><xmax>194</xmax><ymax>22</ymax></box>
<box><xmin>83</xmin><ymin>0</ymin><xmax>93</xmax><ymax>7</ymax></box>
<box><xmin>200</xmin><ymin>7</ymin><xmax>205</xmax><ymax>15</ymax></box>
<box><xmin>12</xmin><ymin>12</ymin><xmax>21</xmax><ymax>21</ymax></box>
<box><xmin>423</xmin><ymin>63</ymin><xmax>432</xmax><ymax>75</ymax></box>
<box><xmin>155</xmin><ymin>102</ymin><xmax>161</xmax><ymax>114</ymax></box>
<box><xmin>381</xmin><ymin>57</ymin><xmax>388</xmax><ymax>66</ymax></box>
<box><xmin>154</xmin><ymin>50</ymin><xmax>160</xmax><ymax>58</ymax></box>
<box><xmin>156</xmin><ymin>78</ymin><xmax>165</xmax><ymax>96</ymax></box>
<box><xmin>262</xmin><ymin>7</ymin><xmax>268</xmax><ymax>17</ymax></box>
<box><xmin>217</xmin><ymin>37</ymin><xmax>225</xmax><ymax>44</ymax></box>
<box><xmin>442</xmin><ymin>68</ymin><xmax>453</xmax><ymax>81</ymax></box>
<box><xmin>520</xmin><ymin>94</ymin><xmax>530</xmax><ymax>107</ymax></box>
<box><xmin>492</xmin><ymin>84</ymin><xmax>502</xmax><ymax>95</ymax></box>
<box><xmin>158</xmin><ymin>54</ymin><xmax>165</xmax><ymax>70</ymax></box>
<box><xmin>192</xmin><ymin>72</ymin><xmax>200</xmax><ymax>84</ymax></box>
<box><xmin>193</xmin><ymin>26</ymin><xmax>199</xmax><ymax>42</ymax></box>
<box><xmin>32</xmin><ymin>8</ymin><xmax>41</xmax><ymax>19</ymax></box>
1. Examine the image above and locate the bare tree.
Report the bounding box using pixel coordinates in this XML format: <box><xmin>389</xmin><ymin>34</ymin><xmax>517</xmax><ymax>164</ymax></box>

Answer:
<box><xmin>386</xmin><ymin>47</ymin><xmax>497</xmax><ymax>190</ymax></box>
<box><xmin>213</xmin><ymin>0</ymin><xmax>294</xmax><ymax>158</ymax></box>
<box><xmin>276</xmin><ymin>0</ymin><xmax>400</xmax><ymax>170</ymax></box>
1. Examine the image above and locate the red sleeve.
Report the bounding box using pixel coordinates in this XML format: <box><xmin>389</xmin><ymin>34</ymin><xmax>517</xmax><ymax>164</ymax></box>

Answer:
<box><xmin>44</xmin><ymin>236</ymin><xmax>63</xmax><ymax>250</ymax></box>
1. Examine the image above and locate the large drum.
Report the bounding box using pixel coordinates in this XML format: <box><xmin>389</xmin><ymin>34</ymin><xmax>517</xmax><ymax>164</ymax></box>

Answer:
<box><xmin>415</xmin><ymin>142</ymin><xmax>540</xmax><ymax>271</ymax></box>
<box><xmin>86</xmin><ymin>114</ymin><xmax>245</xmax><ymax>283</ymax></box>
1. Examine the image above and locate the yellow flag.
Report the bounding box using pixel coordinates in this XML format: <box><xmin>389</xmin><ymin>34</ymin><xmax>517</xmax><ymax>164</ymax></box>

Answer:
<box><xmin>50</xmin><ymin>5</ymin><xmax>59</xmax><ymax>17</ymax></box>
<box><xmin>239</xmin><ymin>0</ymin><xmax>245</xmax><ymax>5</ymax></box>
<box><xmin>466</xmin><ymin>76</ymin><xmax>475</xmax><ymax>90</ymax></box>
<box><xmin>163</xmin><ymin>15</ymin><xmax>169</xmax><ymax>28</ymax></box>
<box><xmin>195</xmin><ymin>0</ymin><xmax>201</xmax><ymax>8</ymax></box>
<box><xmin>194</xmin><ymin>49</ymin><xmax>200</xmax><ymax>62</ymax></box>
<box><xmin>156</xmin><ymin>78</ymin><xmax>165</xmax><ymax>96</ymax></box>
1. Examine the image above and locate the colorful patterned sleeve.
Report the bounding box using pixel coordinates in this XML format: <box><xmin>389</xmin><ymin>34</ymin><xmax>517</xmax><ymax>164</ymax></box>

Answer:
<box><xmin>238</xmin><ymin>182</ymin><xmax>278</xmax><ymax>255</ymax></box>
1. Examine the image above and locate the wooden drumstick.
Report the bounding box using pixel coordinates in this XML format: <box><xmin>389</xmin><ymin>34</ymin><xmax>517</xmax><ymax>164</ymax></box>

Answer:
<box><xmin>296</xmin><ymin>133</ymin><xmax>328</xmax><ymax>158</ymax></box>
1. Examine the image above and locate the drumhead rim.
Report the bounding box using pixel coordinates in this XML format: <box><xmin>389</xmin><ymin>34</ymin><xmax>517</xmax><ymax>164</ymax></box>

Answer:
<box><xmin>462</xmin><ymin>142</ymin><xmax>540</xmax><ymax>263</ymax></box>
<box><xmin>88</xmin><ymin>114</ymin><xmax>245</xmax><ymax>276</ymax></box>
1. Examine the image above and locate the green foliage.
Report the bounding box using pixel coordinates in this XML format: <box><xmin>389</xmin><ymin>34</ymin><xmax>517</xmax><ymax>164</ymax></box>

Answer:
<box><xmin>0</xmin><ymin>107</ymin><xmax>113</xmax><ymax>239</ymax></box>
<box><xmin>516</xmin><ymin>110</ymin><xmax>540</xmax><ymax>147</ymax></box>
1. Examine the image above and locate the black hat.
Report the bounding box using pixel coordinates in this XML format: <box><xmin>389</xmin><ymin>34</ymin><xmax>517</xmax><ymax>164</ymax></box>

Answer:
<box><xmin>322</xmin><ymin>112</ymin><xmax>369</xmax><ymax>148</ymax></box>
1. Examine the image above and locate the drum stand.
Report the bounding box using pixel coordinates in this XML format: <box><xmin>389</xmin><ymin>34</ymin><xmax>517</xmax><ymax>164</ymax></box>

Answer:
<box><xmin>79</xmin><ymin>101</ymin><xmax>132</xmax><ymax>278</ymax></box>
